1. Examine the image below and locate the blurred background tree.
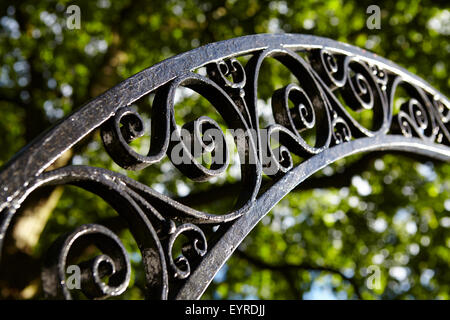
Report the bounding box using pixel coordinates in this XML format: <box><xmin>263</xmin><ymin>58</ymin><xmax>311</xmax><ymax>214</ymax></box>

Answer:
<box><xmin>0</xmin><ymin>0</ymin><xmax>448</xmax><ymax>299</ymax></box>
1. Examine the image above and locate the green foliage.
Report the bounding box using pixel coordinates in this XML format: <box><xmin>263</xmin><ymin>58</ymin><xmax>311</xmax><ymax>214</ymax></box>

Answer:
<box><xmin>204</xmin><ymin>155</ymin><xmax>450</xmax><ymax>299</ymax></box>
<box><xmin>0</xmin><ymin>0</ymin><xmax>448</xmax><ymax>299</ymax></box>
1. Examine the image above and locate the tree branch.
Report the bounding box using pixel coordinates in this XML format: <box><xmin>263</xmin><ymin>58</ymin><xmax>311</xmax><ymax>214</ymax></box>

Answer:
<box><xmin>176</xmin><ymin>151</ymin><xmax>383</xmax><ymax>207</ymax></box>
<box><xmin>234</xmin><ymin>249</ymin><xmax>362</xmax><ymax>299</ymax></box>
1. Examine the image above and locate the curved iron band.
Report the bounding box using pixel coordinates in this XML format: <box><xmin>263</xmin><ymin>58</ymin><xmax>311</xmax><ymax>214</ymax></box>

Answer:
<box><xmin>0</xmin><ymin>34</ymin><xmax>447</xmax><ymax>212</ymax></box>
<box><xmin>175</xmin><ymin>135</ymin><xmax>450</xmax><ymax>299</ymax></box>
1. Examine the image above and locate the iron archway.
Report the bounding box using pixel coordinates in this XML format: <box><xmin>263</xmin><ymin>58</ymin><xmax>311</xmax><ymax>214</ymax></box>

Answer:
<box><xmin>0</xmin><ymin>34</ymin><xmax>449</xmax><ymax>299</ymax></box>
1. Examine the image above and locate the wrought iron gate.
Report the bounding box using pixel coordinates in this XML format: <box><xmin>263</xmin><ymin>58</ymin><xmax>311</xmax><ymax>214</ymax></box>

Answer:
<box><xmin>0</xmin><ymin>34</ymin><xmax>449</xmax><ymax>299</ymax></box>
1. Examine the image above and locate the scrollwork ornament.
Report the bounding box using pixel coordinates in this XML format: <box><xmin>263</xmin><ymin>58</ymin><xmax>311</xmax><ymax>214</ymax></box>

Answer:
<box><xmin>309</xmin><ymin>49</ymin><xmax>347</xmax><ymax>88</ymax></box>
<box><xmin>101</xmin><ymin>106</ymin><xmax>169</xmax><ymax>171</ymax></box>
<box><xmin>166</xmin><ymin>223</ymin><xmax>207</xmax><ymax>280</ymax></box>
<box><xmin>41</xmin><ymin>224</ymin><xmax>131</xmax><ymax>300</ymax></box>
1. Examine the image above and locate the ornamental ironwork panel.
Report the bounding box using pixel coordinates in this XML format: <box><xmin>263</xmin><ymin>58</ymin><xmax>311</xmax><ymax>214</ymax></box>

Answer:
<box><xmin>0</xmin><ymin>34</ymin><xmax>449</xmax><ymax>300</ymax></box>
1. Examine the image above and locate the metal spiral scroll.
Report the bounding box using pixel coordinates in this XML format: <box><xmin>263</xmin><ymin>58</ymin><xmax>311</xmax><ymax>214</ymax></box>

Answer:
<box><xmin>166</xmin><ymin>224</ymin><xmax>207</xmax><ymax>280</ymax></box>
<box><xmin>0</xmin><ymin>34</ymin><xmax>449</xmax><ymax>300</ymax></box>
<box><xmin>41</xmin><ymin>224</ymin><xmax>131</xmax><ymax>299</ymax></box>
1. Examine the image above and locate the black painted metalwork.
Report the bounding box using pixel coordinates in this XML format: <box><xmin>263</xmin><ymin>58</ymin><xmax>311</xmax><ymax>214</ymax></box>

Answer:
<box><xmin>0</xmin><ymin>34</ymin><xmax>449</xmax><ymax>299</ymax></box>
